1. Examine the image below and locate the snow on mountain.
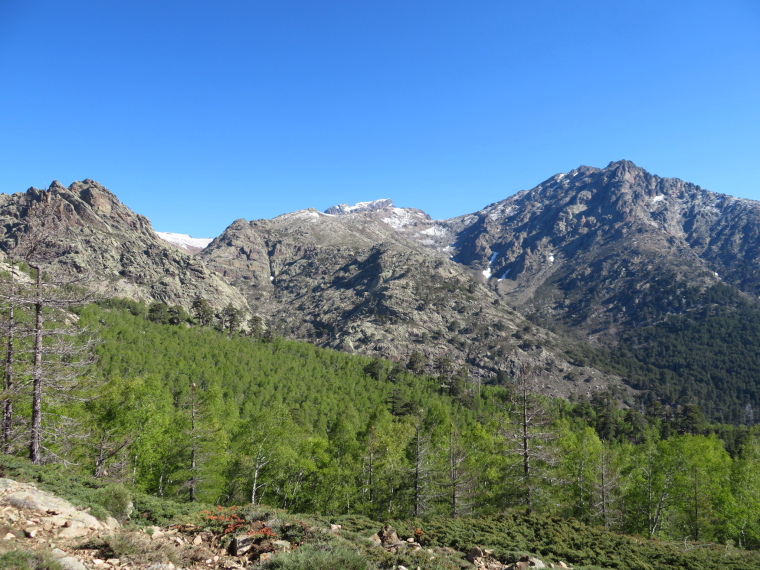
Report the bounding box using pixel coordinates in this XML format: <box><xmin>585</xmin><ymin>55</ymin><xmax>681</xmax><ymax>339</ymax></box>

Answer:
<box><xmin>324</xmin><ymin>199</ymin><xmax>394</xmax><ymax>215</ymax></box>
<box><xmin>156</xmin><ymin>232</ymin><xmax>213</xmax><ymax>253</ymax></box>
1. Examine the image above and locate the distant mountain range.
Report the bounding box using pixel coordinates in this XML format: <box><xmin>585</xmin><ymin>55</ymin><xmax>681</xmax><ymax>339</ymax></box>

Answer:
<box><xmin>4</xmin><ymin>161</ymin><xmax>760</xmax><ymax>420</ymax></box>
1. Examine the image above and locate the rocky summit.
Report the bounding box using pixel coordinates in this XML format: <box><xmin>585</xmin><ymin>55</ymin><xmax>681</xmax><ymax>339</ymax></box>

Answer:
<box><xmin>436</xmin><ymin>160</ymin><xmax>760</xmax><ymax>337</ymax></box>
<box><xmin>0</xmin><ymin>180</ymin><xmax>248</xmax><ymax>314</ymax></box>
<box><xmin>3</xmin><ymin>161</ymin><xmax>760</xmax><ymax>407</ymax></box>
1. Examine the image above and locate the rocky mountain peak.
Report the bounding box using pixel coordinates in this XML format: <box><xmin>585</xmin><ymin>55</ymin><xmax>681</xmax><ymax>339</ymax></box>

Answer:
<box><xmin>0</xmin><ymin>179</ymin><xmax>249</xmax><ymax>314</ymax></box>
<box><xmin>436</xmin><ymin>160</ymin><xmax>760</xmax><ymax>338</ymax></box>
<box><xmin>324</xmin><ymin>198</ymin><xmax>394</xmax><ymax>215</ymax></box>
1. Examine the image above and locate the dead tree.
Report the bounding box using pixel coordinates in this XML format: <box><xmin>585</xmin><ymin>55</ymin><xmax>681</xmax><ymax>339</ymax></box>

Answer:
<box><xmin>445</xmin><ymin>422</ymin><xmax>475</xmax><ymax>517</ymax></box>
<box><xmin>499</xmin><ymin>365</ymin><xmax>559</xmax><ymax>513</ymax></box>
<box><xmin>2</xmin><ymin>194</ymin><xmax>96</xmax><ymax>464</ymax></box>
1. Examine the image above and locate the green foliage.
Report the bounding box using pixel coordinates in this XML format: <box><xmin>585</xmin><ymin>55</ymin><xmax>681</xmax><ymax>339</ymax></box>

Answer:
<box><xmin>260</xmin><ymin>539</ymin><xmax>371</xmax><ymax>570</ymax></box>
<box><xmin>0</xmin><ymin>549</ymin><xmax>64</xmax><ymax>570</ymax></box>
<box><xmin>6</xmin><ymin>300</ymin><xmax>760</xmax><ymax>555</ymax></box>
<box><xmin>93</xmin><ymin>484</ymin><xmax>133</xmax><ymax>523</ymax></box>
<box><xmin>568</xmin><ymin>291</ymin><xmax>760</xmax><ymax>424</ymax></box>
<box><xmin>102</xmin><ymin>530</ymin><xmax>183</xmax><ymax>565</ymax></box>
<box><xmin>406</xmin><ymin>513</ymin><xmax>760</xmax><ymax>570</ymax></box>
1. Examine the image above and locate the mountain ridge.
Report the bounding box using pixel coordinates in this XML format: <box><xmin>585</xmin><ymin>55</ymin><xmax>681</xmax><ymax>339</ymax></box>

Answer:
<box><xmin>5</xmin><ymin>161</ymin><xmax>760</xmax><ymax>415</ymax></box>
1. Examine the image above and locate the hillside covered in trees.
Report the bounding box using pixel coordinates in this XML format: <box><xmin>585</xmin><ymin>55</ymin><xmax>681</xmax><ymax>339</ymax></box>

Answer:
<box><xmin>0</xmin><ymin>296</ymin><xmax>755</xmax><ymax>552</ymax></box>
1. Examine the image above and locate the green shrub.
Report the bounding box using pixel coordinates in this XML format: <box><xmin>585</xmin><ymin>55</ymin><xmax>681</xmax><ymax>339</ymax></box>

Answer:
<box><xmin>93</xmin><ymin>484</ymin><xmax>133</xmax><ymax>522</ymax></box>
<box><xmin>0</xmin><ymin>549</ymin><xmax>64</xmax><ymax>570</ymax></box>
<box><xmin>260</xmin><ymin>539</ymin><xmax>371</xmax><ymax>570</ymax></box>
<box><xmin>103</xmin><ymin>530</ymin><xmax>181</xmax><ymax>565</ymax></box>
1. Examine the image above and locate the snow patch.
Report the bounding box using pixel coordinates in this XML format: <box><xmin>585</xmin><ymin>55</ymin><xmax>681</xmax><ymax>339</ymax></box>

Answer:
<box><xmin>486</xmin><ymin>204</ymin><xmax>517</xmax><ymax>221</ymax></box>
<box><xmin>324</xmin><ymin>199</ymin><xmax>393</xmax><ymax>215</ymax></box>
<box><xmin>651</xmin><ymin>195</ymin><xmax>666</xmax><ymax>203</ymax></box>
<box><xmin>482</xmin><ymin>251</ymin><xmax>499</xmax><ymax>279</ymax></box>
<box><xmin>498</xmin><ymin>268</ymin><xmax>511</xmax><ymax>281</ymax></box>
<box><xmin>382</xmin><ymin>207</ymin><xmax>418</xmax><ymax>229</ymax></box>
<box><xmin>156</xmin><ymin>232</ymin><xmax>213</xmax><ymax>250</ymax></box>
<box><xmin>420</xmin><ymin>225</ymin><xmax>448</xmax><ymax>237</ymax></box>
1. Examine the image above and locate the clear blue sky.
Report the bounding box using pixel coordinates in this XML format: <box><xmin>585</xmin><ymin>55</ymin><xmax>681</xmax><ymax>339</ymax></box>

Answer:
<box><xmin>1</xmin><ymin>1</ymin><xmax>758</xmax><ymax>238</ymax></box>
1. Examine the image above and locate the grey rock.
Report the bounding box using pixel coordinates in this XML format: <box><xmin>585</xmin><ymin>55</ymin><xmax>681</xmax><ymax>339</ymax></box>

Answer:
<box><xmin>57</xmin><ymin>557</ymin><xmax>87</xmax><ymax>570</ymax></box>
<box><xmin>0</xmin><ymin>180</ymin><xmax>249</xmax><ymax>316</ymax></box>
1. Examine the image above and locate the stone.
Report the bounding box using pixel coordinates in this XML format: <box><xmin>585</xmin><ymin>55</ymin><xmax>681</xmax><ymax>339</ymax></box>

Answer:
<box><xmin>23</xmin><ymin>526</ymin><xmax>38</xmax><ymax>538</ymax></box>
<box><xmin>467</xmin><ymin>546</ymin><xmax>485</xmax><ymax>563</ymax></box>
<box><xmin>514</xmin><ymin>556</ymin><xmax>545</xmax><ymax>569</ymax></box>
<box><xmin>57</xmin><ymin>557</ymin><xmax>88</xmax><ymax>570</ymax></box>
<box><xmin>229</xmin><ymin>534</ymin><xmax>256</xmax><ymax>556</ymax></box>
<box><xmin>378</xmin><ymin>524</ymin><xmax>400</xmax><ymax>547</ymax></box>
<box><xmin>272</xmin><ymin>539</ymin><xmax>291</xmax><ymax>552</ymax></box>
<box><xmin>58</xmin><ymin>523</ymin><xmax>92</xmax><ymax>539</ymax></box>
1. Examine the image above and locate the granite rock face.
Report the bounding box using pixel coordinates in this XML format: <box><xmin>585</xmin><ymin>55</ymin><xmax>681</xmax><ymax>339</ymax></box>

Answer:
<box><xmin>0</xmin><ymin>180</ymin><xmax>248</xmax><ymax>314</ymax></box>
<box><xmin>434</xmin><ymin>160</ymin><xmax>760</xmax><ymax>337</ymax></box>
<box><xmin>201</xmin><ymin>200</ymin><xmax>627</xmax><ymax>399</ymax></box>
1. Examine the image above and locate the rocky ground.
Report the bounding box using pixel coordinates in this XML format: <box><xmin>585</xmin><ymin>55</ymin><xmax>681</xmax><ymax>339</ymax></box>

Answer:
<box><xmin>0</xmin><ymin>478</ymin><xmax>573</xmax><ymax>570</ymax></box>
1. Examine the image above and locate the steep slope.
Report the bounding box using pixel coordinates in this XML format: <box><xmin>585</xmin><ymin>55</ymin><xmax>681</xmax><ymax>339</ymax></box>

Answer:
<box><xmin>0</xmin><ymin>180</ymin><xmax>248</xmax><ymax>313</ymax></box>
<box><xmin>202</xmin><ymin>203</ymin><xmax>629</xmax><ymax>399</ymax></box>
<box><xmin>437</xmin><ymin>160</ymin><xmax>760</xmax><ymax>337</ymax></box>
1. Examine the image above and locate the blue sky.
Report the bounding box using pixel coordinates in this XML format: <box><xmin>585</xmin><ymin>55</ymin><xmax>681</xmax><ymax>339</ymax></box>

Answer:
<box><xmin>1</xmin><ymin>1</ymin><xmax>758</xmax><ymax>238</ymax></box>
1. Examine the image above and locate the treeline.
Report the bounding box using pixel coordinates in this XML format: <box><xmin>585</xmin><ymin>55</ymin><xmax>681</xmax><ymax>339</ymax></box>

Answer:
<box><xmin>5</xmin><ymin>290</ymin><xmax>760</xmax><ymax>549</ymax></box>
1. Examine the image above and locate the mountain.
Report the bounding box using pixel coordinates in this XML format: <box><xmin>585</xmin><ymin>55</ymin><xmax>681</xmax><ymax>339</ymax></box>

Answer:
<box><xmin>434</xmin><ymin>160</ymin><xmax>760</xmax><ymax>337</ymax></box>
<box><xmin>0</xmin><ymin>180</ymin><xmax>248</xmax><ymax>313</ymax></box>
<box><xmin>199</xmin><ymin>160</ymin><xmax>760</xmax><ymax>418</ymax></box>
<box><xmin>4</xmin><ymin>162</ymin><xmax>760</xmax><ymax>417</ymax></box>
<box><xmin>201</xmin><ymin>204</ymin><xmax>622</xmax><ymax>399</ymax></box>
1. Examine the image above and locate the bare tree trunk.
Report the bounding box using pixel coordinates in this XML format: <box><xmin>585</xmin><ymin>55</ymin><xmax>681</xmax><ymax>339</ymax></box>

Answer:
<box><xmin>2</xmin><ymin>259</ymin><xmax>16</xmax><ymax>453</ymax></box>
<box><xmin>29</xmin><ymin>265</ymin><xmax>43</xmax><ymax>465</ymax></box>
<box><xmin>500</xmin><ymin>365</ymin><xmax>558</xmax><ymax>513</ymax></box>
<box><xmin>188</xmin><ymin>384</ymin><xmax>198</xmax><ymax>502</ymax></box>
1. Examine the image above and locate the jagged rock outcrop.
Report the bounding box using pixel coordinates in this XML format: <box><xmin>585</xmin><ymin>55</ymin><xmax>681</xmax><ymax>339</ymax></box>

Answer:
<box><xmin>0</xmin><ymin>478</ymin><xmax>118</xmax><ymax>541</ymax></box>
<box><xmin>0</xmin><ymin>180</ymin><xmax>248</xmax><ymax>314</ymax></box>
<box><xmin>325</xmin><ymin>198</ymin><xmax>394</xmax><ymax>215</ymax></box>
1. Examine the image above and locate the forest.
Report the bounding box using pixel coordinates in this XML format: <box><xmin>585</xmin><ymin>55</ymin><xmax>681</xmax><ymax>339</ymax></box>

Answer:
<box><xmin>3</xmin><ymin>266</ymin><xmax>760</xmax><ymax>554</ymax></box>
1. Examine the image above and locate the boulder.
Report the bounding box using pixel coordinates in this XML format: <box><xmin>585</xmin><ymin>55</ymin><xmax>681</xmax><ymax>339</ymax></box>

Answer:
<box><xmin>229</xmin><ymin>533</ymin><xmax>257</xmax><ymax>556</ymax></box>
<box><xmin>377</xmin><ymin>524</ymin><xmax>400</xmax><ymax>547</ymax></box>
